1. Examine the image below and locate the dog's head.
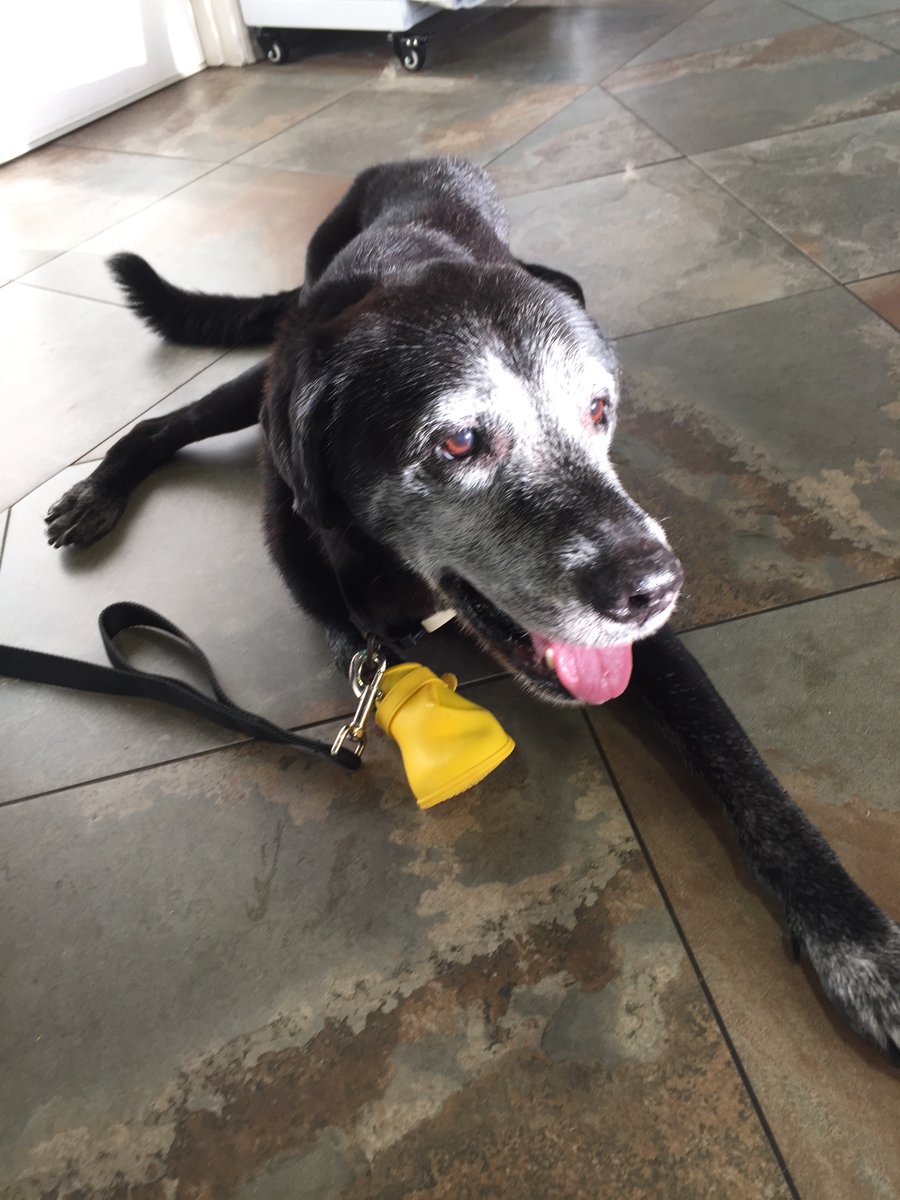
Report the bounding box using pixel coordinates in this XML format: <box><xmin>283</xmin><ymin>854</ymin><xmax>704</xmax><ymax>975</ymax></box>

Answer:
<box><xmin>266</xmin><ymin>261</ymin><xmax>682</xmax><ymax>704</ymax></box>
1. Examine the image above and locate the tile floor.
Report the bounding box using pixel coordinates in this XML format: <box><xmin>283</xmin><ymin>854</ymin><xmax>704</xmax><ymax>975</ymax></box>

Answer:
<box><xmin>1</xmin><ymin>3</ymin><xmax>898</xmax><ymax>1197</ymax></box>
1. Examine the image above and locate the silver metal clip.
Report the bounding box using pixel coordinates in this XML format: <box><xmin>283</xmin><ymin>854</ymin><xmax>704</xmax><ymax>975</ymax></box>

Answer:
<box><xmin>331</xmin><ymin>648</ymin><xmax>388</xmax><ymax>760</ymax></box>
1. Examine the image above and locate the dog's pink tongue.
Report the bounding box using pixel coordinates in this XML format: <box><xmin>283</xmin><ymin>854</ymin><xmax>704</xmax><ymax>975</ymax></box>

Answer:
<box><xmin>534</xmin><ymin>637</ymin><xmax>633</xmax><ymax>705</ymax></box>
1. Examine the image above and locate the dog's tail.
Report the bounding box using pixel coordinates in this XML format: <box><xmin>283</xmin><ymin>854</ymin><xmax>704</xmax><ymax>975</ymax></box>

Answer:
<box><xmin>107</xmin><ymin>253</ymin><xmax>300</xmax><ymax>347</ymax></box>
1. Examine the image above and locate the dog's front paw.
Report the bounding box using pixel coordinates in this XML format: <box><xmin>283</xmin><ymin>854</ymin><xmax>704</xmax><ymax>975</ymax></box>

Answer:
<box><xmin>45</xmin><ymin>478</ymin><xmax>127</xmax><ymax>548</ymax></box>
<box><xmin>800</xmin><ymin>909</ymin><xmax>900</xmax><ymax>1064</ymax></box>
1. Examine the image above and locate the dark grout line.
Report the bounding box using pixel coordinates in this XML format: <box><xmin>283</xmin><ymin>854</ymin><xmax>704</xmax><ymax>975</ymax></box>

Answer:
<box><xmin>687</xmin><ymin>148</ymin><xmax>900</xmax><ymax>333</ymax></box>
<box><xmin>14</xmin><ymin>280</ymin><xmax>126</xmax><ymax>308</ymax></box>
<box><xmin>612</xmin><ymin>281</ymin><xmax>833</xmax><ymax>342</ymax></box>
<box><xmin>848</xmin><ymin>266</ymin><xmax>900</xmax><ymax>285</ymax></box>
<box><xmin>59</xmin><ymin>64</ymin><xmax>378</xmax><ymax>169</ymax></box>
<box><xmin>5</xmin><ymin>348</ymin><xmax>234</xmax><ymax>512</ymax></box>
<box><xmin>482</xmin><ymin>87</ymin><xmax>595</xmax><ymax>171</ymax></box>
<box><xmin>61</xmin><ymin>140</ymin><xmax>222</xmax><ymax>164</ymax></box>
<box><xmin>0</xmin><ymin>706</ymin><xmax>353</xmax><ymax>811</ymax></box>
<box><xmin>9</xmin><ymin>159</ymin><xmax>223</xmax><ymax>289</ymax></box>
<box><xmin>489</xmin><ymin>150</ymin><xmax>687</xmax><ymax>198</ymax></box>
<box><xmin>676</xmin><ymin>575</ymin><xmax>900</xmax><ymax>637</ymax></box>
<box><xmin>211</xmin><ymin>72</ymin><xmax>381</xmax><ymax>171</ymax></box>
<box><xmin>687</xmin><ymin>153</ymin><xmax>846</xmax><ymax>282</ymax></box>
<box><xmin>595</xmin><ymin>0</ymin><xmax>720</xmax><ymax>82</ymax></box>
<box><xmin>580</xmin><ymin>709</ymin><xmax>803</xmax><ymax>1200</ymax></box>
<box><xmin>842</xmin><ymin>280</ymin><xmax>900</xmax><ymax>332</ymax></box>
<box><xmin>74</xmin><ymin>349</ymin><xmax>235</xmax><ymax>461</ymax></box>
<box><xmin>603</xmin><ymin>68</ymin><xmax>890</xmax><ymax>170</ymax></box>
<box><xmin>782</xmin><ymin>0</ymin><xmax>900</xmax><ymax>24</ymax></box>
<box><xmin>0</xmin><ymin>667</ymin><xmax>512</xmax><ymax>811</ymax></box>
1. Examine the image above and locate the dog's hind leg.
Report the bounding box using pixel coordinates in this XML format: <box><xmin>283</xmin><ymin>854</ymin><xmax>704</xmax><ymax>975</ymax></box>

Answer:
<box><xmin>46</xmin><ymin>361</ymin><xmax>266</xmax><ymax>549</ymax></box>
<box><xmin>627</xmin><ymin>624</ymin><xmax>900</xmax><ymax>1061</ymax></box>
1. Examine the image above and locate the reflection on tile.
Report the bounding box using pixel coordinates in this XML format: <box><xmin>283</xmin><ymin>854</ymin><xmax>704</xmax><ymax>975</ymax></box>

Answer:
<box><xmin>434</xmin><ymin>0</ymin><xmax>711</xmax><ymax>82</ymax></box>
<box><xmin>844</xmin><ymin>11</ymin><xmax>900</xmax><ymax>51</ymax></box>
<box><xmin>236</xmin><ymin>76</ymin><xmax>586</xmax><ymax>174</ymax></box>
<box><xmin>63</xmin><ymin>64</ymin><xmax>370</xmax><ymax>161</ymax></box>
<box><xmin>20</xmin><ymin>165</ymin><xmax>350</xmax><ymax>305</ymax></box>
<box><xmin>590</xmin><ymin>581</ymin><xmax>900</xmax><ymax>1199</ymax></box>
<box><xmin>488</xmin><ymin>87</ymin><xmax>676</xmax><ymax>197</ymax></box>
<box><xmin>696</xmin><ymin>111</ymin><xmax>900</xmax><ymax>282</ymax></box>
<box><xmin>0</xmin><ymin>144</ymin><xmax>212</xmax><ymax>281</ymax></box>
<box><xmin>848</xmin><ymin>271</ymin><xmax>900</xmax><ymax>330</ymax></box>
<box><xmin>504</xmin><ymin>159</ymin><xmax>828</xmax><ymax>337</ymax></box>
<box><xmin>613</xmin><ymin>287</ymin><xmax>900</xmax><ymax>627</ymax></box>
<box><xmin>0</xmin><ymin>682</ymin><xmax>790</xmax><ymax>1199</ymax></box>
<box><xmin>0</xmin><ymin>285</ymin><xmax>220</xmax><ymax>509</ymax></box>
<box><xmin>606</xmin><ymin>24</ymin><xmax>900</xmax><ymax>153</ymax></box>
<box><xmin>628</xmin><ymin>0</ymin><xmax>820</xmax><ymax>66</ymax></box>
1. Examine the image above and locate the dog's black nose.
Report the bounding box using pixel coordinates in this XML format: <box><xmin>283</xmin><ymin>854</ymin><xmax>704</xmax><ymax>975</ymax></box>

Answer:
<box><xmin>579</xmin><ymin>542</ymin><xmax>683</xmax><ymax>628</ymax></box>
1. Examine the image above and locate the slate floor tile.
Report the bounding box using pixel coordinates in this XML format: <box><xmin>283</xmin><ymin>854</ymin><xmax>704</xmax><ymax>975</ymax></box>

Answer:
<box><xmin>590</xmin><ymin>581</ymin><xmax>900</xmax><ymax>1200</ymax></box>
<box><xmin>62</xmin><ymin>64</ymin><xmax>372</xmax><ymax>162</ymax></box>
<box><xmin>236</xmin><ymin>75</ymin><xmax>586</xmax><ymax>175</ymax></box>
<box><xmin>0</xmin><ymin>681</ymin><xmax>791</xmax><ymax>1200</ymax></box>
<box><xmin>503</xmin><ymin>158</ymin><xmax>828</xmax><ymax>337</ymax></box>
<box><xmin>20</xmin><ymin>164</ymin><xmax>350</xmax><ymax>305</ymax></box>
<box><xmin>0</xmin><ymin>458</ymin><xmax>338</xmax><ymax>803</ymax></box>
<box><xmin>844</xmin><ymin>10</ymin><xmax>900</xmax><ymax>50</ymax></box>
<box><xmin>487</xmin><ymin>86</ymin><xmax>677</xmax><ymax>197</ymax></box>
<box><xmin>435</xmin><ymin>0</ymin><xmax>711</xmax><ymax>82</ymax></box>
<box><xmin>793</xmin><ymin>0</ymin><xmax>900</xmax><ymax>17</ymax></box>
<box><xmin>695</xmin><ymin>110</ymin><xmax>900</xmax><ymax>282</ymax></box>
<box><xmin>848</xmin><ymin>270</ymin><xmax>900</xmax><ymax>328</ymax></box>
<box><xmin>0</xmin><ymin>143</ymin><xmax>213</xmax><ymax>282</ymax></box>
<box><xmin>627</xmin><ymin>0</ymin><xmax>821</xmax><ymax>66</ymax></box>
<box><xmin>3</xmin><ymin>10</ymin><xmax>899</xmax><ymax>1197</ymax></box>
<box><xmin>0</xmin><ymin>285</ymin><xmax>220</xmax><ymax>509</ymax></box>
<box><xmin>605</xmin><ymin>24</ymin><xmax>900</xmax><ymax>154</ymax></box>
<box><xmin>612</xmin><ymin>287</ymin><xmax>900</xmax><ymax>627</ymax></box>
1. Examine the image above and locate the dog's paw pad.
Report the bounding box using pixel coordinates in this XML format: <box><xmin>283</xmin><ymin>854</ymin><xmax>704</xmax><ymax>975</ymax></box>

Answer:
<box><xmin>45</xmin><ymin>479</ymin><xmax>126</xmax><ymax>548</ymax></box>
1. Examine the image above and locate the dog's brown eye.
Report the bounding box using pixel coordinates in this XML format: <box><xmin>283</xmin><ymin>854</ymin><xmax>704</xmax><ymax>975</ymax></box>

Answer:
<box><xmin>590</xmin><ymin>393</ymin><xmax>609</xmax><ymax>425</ymax></box>
<box><xmin>441</xmin><ymin>429</ymin><xmax>477</xmax><ymax>460</ymax></box>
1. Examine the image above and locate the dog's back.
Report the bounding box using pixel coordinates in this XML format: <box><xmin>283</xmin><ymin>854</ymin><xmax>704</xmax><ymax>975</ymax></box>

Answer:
<box><xmin>109</xmin><ymin>158</ymin><xmax>512</xmax><ymax>351</ymax></box>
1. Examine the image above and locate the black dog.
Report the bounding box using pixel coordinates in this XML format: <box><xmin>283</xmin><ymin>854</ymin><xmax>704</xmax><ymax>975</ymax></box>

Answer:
<box><xmin>46</xmin><ymin>156</ymin><xmax>899</xmax><ymax>1061</ymax></box>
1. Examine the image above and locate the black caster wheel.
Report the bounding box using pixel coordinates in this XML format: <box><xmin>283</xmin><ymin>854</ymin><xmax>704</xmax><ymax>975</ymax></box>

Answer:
<box><xmin>255</xmin><ymin>28</ymin><xmax>289</xmax><ymax>65</ymax></box>
<box><xmin>267</xmin><ymin>36</ymin><xmax>288</xmax><ymax>64</ymax></box>
<box><xmin>392</xmin><ymin>33</ymin><xmax>426</xmax><ymax>72</ymax></box>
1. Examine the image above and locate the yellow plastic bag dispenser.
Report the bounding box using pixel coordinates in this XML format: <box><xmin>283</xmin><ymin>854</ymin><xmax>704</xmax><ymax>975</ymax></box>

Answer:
<box><xmin>375</xmin><ymin>663</ymin><xmax>515</xmax><ymax>808</ymax></box>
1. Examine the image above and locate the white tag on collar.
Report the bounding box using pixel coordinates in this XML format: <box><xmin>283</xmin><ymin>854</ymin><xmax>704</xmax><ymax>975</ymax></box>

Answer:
<box><xmin>421</xmin><ymin>608</ymin><xmax>457</xmax><ymax>634</ymax></box>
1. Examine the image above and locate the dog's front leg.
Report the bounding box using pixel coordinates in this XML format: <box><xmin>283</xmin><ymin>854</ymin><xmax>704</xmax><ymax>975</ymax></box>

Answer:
<box><xmin>46</xmin><ymin>361</ymin><xmax>267</xmax><ymax>549</ymax></box>
<box><xmin>626</xmin><ymin>624</ymin><xmax>900</xmax><ymax>1062</ymax></box>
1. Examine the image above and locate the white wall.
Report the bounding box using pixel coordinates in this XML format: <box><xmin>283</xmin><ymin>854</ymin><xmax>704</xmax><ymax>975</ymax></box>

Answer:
<box><xmin>1</xmin><ymin>0</ymin><xmax>206</xmax><ymax>163</ymax></box>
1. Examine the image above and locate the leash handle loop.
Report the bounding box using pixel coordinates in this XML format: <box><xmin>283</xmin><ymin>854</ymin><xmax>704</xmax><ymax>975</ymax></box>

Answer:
<box><xmin>0</xmin><ymin>602</ymin><xmax>361</xmax><ymax>771</ymax></box>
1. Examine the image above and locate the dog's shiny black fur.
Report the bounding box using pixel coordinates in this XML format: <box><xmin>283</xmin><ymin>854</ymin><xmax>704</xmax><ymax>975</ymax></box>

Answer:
<box><xmin>46</xmin><ymin>157</ymin><xmax>899</xmax><ymax>1061</ymax></box>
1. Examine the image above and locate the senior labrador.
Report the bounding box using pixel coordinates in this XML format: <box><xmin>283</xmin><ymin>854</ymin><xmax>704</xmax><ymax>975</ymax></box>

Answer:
<box><xmin>46</xmin><ymin>156</ymin><xmax>899</xmax><ymax>1062</ymax></box>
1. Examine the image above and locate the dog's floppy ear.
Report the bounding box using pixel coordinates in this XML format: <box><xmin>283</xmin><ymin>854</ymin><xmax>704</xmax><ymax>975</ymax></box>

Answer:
<box><xmin>262</xmin><ymin>275</ymin><xmax>380</xmax><ymax>529</ymax></box>
<box><xmin>519</xmin><ymin>260</ymin><xmax>586</xmax><ymax>308</ymax></box>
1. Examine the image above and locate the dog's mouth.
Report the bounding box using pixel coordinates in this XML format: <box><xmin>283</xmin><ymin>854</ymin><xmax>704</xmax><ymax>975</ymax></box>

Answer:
<box><xmin>439</xmin><ymin>574</ymin><xmax>633</xmax><ymax>705</ymax></box>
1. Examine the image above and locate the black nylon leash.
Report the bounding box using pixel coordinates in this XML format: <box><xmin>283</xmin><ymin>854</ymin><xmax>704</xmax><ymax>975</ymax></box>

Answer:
<box><xmin>0</xmin><ymin>601</ymin><xmax>362</xmax><ymax>770</ymax></box>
